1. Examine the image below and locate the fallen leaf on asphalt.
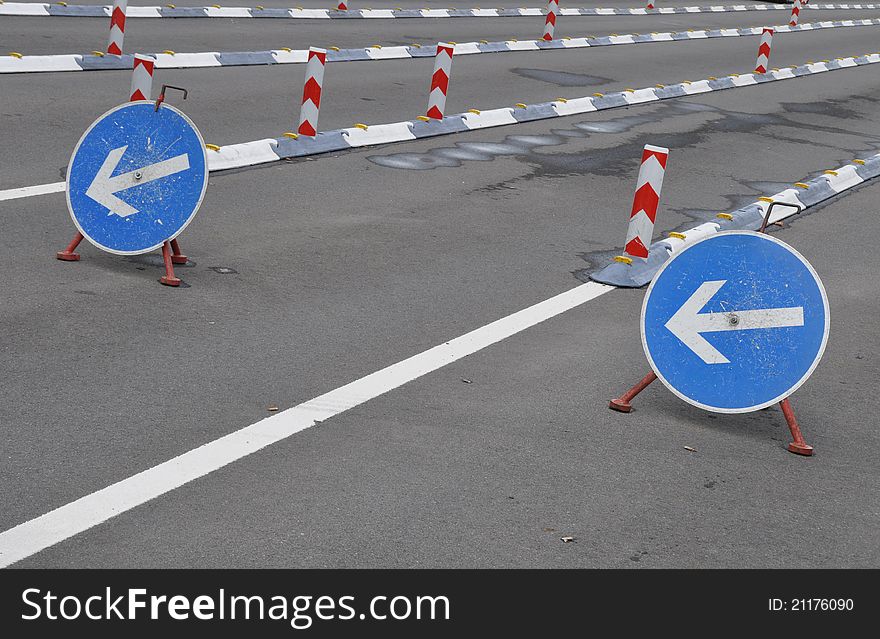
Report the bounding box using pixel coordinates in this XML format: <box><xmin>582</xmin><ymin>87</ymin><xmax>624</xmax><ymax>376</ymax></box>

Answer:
<box><xmin>684</xmin><ymin>446</ymin><xmax>697</xmax><ymax>452</ymax></box>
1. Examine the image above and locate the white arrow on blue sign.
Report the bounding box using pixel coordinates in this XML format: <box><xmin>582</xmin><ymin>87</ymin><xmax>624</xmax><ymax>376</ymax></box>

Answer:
<box><xmin>641</xmin><ymin>231</ymin><xmax>829</xmax><ymax>413</ymax></box>
<box><xmin>66</xmin><ymin>101</ymin><xmax>208</xmax><ymax>255</ymax></box>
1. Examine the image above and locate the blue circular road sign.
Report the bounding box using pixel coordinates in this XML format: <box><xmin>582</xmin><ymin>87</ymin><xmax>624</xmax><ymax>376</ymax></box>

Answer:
<box><xmin>66</xmin><ymin>101</ymin><xmax>208</xmax><ymax>255</ymax></box>
<box><xmin>641</xmin><ymin>231</ymin><xmax>829</xmax><ymax>413</ymax></box>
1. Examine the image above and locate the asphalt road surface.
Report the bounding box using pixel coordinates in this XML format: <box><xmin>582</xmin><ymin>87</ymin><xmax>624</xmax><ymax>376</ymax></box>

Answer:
<box><xmin>1</xmin><ymin>5</ymin><xmax>879</xmax><ymax>567</ymax></box>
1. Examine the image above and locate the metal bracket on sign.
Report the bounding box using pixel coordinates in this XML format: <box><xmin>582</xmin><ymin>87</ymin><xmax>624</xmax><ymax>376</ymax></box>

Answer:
<box><xmin>155</xmin><ymin>85</ymin><xmax>188</xmax><ymax>112</ymax></box>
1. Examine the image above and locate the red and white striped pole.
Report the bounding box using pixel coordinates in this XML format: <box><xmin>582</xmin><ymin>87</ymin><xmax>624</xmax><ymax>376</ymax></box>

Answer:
<box><xmin>754</xmin><ymin>28</ymin><xmax>773</xmax><ymax>74</ymax></box>
<box><xmin>107</xmin><ymin>0</ymin><xmax>127</xmax><ymax>56</ymax></box>
<box><xmin>297</xmin><ymin>47</ymin><xmax>327</xmax><ymax>137</ymax></box>
<box><xmin>622</xmin><ymin>145</ymin><xmax>669</xmax><ymax>260</ymax></box>
<box><xmin>130</xmin><ymin>54</ymin><xmax>154</xmax><ymax>101</ymax></box>
<box><xmin>542</xmin><ymin>0</ymin><xmax>558</xmax><ymax>41</ymax></box>
<box><xmin>426</xmin><ymin>42</ymin><xmax>454</xmax><ymax>120</ymax></box>
<box><xmin>789</xmin><ymin>0</ymin><xmax>802</xmax><ymax>27</ymax></box>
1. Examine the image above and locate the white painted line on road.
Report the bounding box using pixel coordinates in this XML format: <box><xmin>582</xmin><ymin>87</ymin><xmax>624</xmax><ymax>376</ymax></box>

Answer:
<box><xmin>0</xmin><ymin>181</ymin><xmax>65</xmax><ymax>202</ymax></box>
<box><xmin>0</xmin><ymin>281</ymin><xmax>614</xmax><ymax>567</ymax></box>
<box><xmin>5</xmin><ymin>19</ymin><xmax>880</xmax><ymax>74</ymax></box>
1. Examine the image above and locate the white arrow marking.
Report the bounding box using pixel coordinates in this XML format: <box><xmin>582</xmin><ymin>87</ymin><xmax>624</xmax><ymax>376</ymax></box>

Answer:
<box><xmin>664</xmin><ymin>280</ymin><xmax>805</xmax><ymax>364</ymax></box>
<box><xmin>84</xmin><ymin>145</ymin><xmax>190</xmax><ymax>218</ymax></box>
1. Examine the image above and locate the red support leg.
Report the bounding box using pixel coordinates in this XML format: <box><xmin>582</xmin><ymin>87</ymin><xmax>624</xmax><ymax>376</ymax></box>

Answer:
<box><xmin>609</xmin><ymin>371</ymin><xmax>658</xmax><ymax>413</ymax></box>
<box><xmin>780</xmin><ymin>398</ymin><xmax>813</xmax><ymax>456</ymax></box>
<box><xmin>56</xmin><ymin>232</ymin><xmax>84</xmax><ymax>261</ymax></box>
<box><xmin>170</xmin><ymin>238</ymin><xmax>188</xmax><ymax>265</ymax></box>
<box><xmin>159</xmin><ymin>240</ymin><xmax>181</xmax><ymax>287</ymax></box>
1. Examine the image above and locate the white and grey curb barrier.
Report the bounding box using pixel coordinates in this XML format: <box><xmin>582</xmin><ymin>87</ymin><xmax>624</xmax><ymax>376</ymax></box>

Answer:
<box><xmin>2</xmin><ymin>53</ymin><xmax>879</xmax><ymax>202</ymax></box>
<box><xmin>4</xmin><ymin>18</ymin><xmax>880</xmax><ymax>74</ymax></box>
<box><xmin>1</xmin><ymin>2</ymin><xmax>876</xmax><ymax>19</ymax></box>
<box><xmin>591</xmin><ymin>153</ymin><xmax>880</xmax><ymax>287</ymax></box>
<box><xmin>202</xmin><ymin>53</ymin><xmax>880</xmax><ymax>173</ymax></box>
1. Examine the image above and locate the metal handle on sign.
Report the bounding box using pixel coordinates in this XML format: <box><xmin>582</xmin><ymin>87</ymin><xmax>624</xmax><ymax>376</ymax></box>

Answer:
<box><xmin>759</xmin><ymin>201</ymin><xmax>802</xmax><ymax>234</ymax></box>
<box><xmin>155</xmin><ymin>85</ymin><xmax>189</xmax><ymax>112</ymax></box>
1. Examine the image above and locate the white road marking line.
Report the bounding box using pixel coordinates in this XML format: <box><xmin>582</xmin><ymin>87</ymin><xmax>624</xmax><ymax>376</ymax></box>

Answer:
<box><xmin>0</xmin><ymin>181</ymin><xmax>64</xmax><ymax>202</ymax></box>
<box><xmin>0</xmin><ymin>281</ymin><xmax>614</xmax><ymax>567</ymax></box>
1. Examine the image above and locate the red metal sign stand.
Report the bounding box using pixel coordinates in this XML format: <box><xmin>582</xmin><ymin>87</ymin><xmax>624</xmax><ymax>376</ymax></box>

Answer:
<box><xmin>608</xmin><ymin>372</ymin><xmax>813</xmax><ymax>456</ymax></box>
<box><xmin>608</xmin><ymin>203</ymin><xmax>814</xmax><ymax>456</ymax></box>
<box><xmin>56</xmin><ymin>233</ymin><xmax>187</xmax><ymax>287</ymax></box>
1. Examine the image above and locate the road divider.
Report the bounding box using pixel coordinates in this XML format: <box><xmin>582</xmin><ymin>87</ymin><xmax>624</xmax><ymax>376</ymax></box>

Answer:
<box><xmin>4</xmin><ymin>51</ymin><xmax>880</xmax><ymax>202</ymax></box>
<box><xmin>1</xmin><ymin>3</ymin><xmax>877</xmax><ymax>19</ymax></box>
<box><xmin>190</xmin><ymin>53</ymin><xmax>880</xmax><ymax>174</ymax></box>
<box><xmin>6</xmin><ymin>18</ymin><xmax>880</xmax><ymax>74</ymax></box>
<box><xmin>592</xmin><ymin>152</ymin><xmax>880</xmax><ymax>287</ymax></box>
